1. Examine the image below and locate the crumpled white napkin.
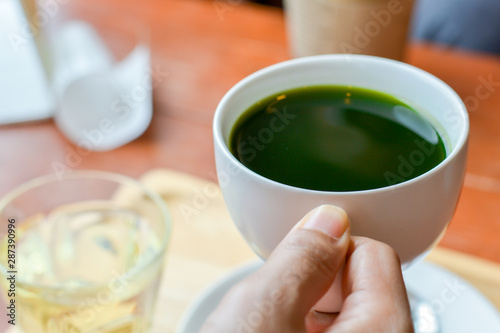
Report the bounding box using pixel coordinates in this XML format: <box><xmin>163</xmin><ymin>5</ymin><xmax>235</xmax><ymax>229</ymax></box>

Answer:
<box><xmin>52</xmin><ymin>21</ymin><xmax>152</xmax><ymax>151</ymax></box>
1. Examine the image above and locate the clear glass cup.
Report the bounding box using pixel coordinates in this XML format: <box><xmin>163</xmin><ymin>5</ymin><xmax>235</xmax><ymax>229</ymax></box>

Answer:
<box><xmin>0</xmin><ymin>171</ymin><xmax>171</xmax><ymax>333</ymax></box>
<box><xmin>39</xmin><ymin>0</ymin><xmax>152</xmax><ymax>151</ymax></box>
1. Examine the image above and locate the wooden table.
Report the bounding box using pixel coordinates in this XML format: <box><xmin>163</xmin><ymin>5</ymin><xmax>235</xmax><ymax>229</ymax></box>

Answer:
<box><xmin>1</xmin><ymin>0</ymin><xmax>500</xmax><ymax>330</ymax></box>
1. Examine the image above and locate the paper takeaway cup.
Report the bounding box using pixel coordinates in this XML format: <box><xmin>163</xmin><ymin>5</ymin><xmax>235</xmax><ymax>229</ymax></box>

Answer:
<box><xmin>284</xmin><ymin>0</ymin><xmax>414</xmax><ymax>60</ymax></box>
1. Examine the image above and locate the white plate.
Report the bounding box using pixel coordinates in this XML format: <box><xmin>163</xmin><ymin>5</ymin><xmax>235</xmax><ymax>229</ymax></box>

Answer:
<box><xmin>176</xmin><ymin>260</ymin><xmax>500</xmax><ymax>333</ymax></box>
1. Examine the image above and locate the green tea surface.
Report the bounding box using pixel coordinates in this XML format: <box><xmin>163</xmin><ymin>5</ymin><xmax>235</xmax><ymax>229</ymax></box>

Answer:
<box><xmin>230</xmin><ymin>86</ymin><xmax>446</xmax><ymax>192</ymax></box>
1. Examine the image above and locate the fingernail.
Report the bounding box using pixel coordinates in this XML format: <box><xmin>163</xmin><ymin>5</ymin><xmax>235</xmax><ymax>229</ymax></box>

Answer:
<box><xmin>302</xmin><ymin>205</ymin><xmax>349</xmax><ymax>239</ymax></box>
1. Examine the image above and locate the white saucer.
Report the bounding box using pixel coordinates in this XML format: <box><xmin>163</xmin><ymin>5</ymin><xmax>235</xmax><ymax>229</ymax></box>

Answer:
<box><xmin>176</xmin><ymin>260</ymin><xmax>500</xmax><ymax>333</ymax></box>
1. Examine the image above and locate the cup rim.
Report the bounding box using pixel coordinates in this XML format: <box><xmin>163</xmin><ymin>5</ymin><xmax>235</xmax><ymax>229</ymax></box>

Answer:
<box><xmin>213</xmin><ymin>54</ymin><xmax>469</xmax><ymax>195</ymax></box>
<box><xmin>0</xmin><ymin>170</ymin><xmax>172</xmax><ymax>293</ymax></box>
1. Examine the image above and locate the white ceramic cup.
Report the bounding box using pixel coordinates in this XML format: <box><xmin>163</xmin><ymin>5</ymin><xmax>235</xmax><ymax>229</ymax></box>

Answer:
<box><xmin>213</xmin><ymin>54</ymin><xmax>468</xmax><ymax>310</ymax></box>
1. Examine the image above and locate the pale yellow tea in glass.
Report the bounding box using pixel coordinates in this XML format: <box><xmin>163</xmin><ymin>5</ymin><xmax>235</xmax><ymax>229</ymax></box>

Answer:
<box><xmin>0</xmin><ymin>172</ymin><xmax>170</xmax><ymax>333</ymax></box>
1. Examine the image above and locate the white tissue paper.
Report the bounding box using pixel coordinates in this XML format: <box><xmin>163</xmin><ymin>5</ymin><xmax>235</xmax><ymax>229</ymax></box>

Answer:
<box><xmin>52</xmin><ymin>21</ymin><xmax>152</xmax><ymax>151</ymax></box>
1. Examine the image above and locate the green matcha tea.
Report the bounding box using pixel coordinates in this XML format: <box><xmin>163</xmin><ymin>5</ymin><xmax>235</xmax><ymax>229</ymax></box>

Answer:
<box><xmin>229</xmin><ymin>85</ymin><xmax>446</xmax><ymax>192</ymax></box>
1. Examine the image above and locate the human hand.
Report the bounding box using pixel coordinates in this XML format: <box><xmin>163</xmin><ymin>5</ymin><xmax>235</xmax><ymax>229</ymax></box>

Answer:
<box><xmin>201</xmin><ymin>205</ymin><xmax>413</xmax><ymax>333</ymax></box>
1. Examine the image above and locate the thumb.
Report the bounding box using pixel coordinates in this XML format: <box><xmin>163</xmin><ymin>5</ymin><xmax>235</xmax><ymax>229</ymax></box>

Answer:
<box><xmin>253</xmin><ymin>205</ymin><xmax>351</xmax><ymax>329</ymax></box>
